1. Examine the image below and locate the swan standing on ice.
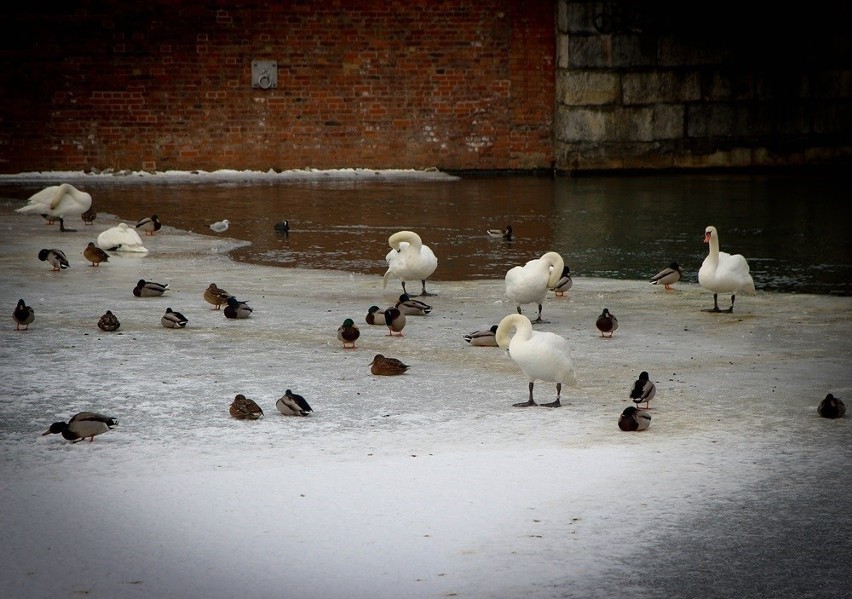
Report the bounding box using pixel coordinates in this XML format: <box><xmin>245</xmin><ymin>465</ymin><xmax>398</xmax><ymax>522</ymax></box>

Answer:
<box><xmin>495</xmin><ymin>313</ymin><xmax>576</xmax><ymax>408</ymax></box>
<box><xmin>698</xmin><ymin>226</ymin><xmax>755</xmax><ymax>313</ymax></box>
<box><xmin>383</xmin><ymin>230</ymin><xmax>438</xmax><ymax>297</ymax></box>
<box><xmin>210</xmin><ymin>219</ymin><xmax>230</xmax><ymax>233</ymax></box>
<box><xmin>97</xmin><ymin>223</ymin><xmax>148</xmax><ymax>253</ymax></box>
<box><xmin>504</xmin><ymin>251</ymin><xmax>564</xmax><ymax>324</ymax></box>
<box><xmin>16</xmin><ymin>183</ymin><xmax>93</xmax><ymax>232</ymax></box>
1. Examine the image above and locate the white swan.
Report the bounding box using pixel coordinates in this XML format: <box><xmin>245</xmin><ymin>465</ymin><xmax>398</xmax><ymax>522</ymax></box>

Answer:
<box><xmin>383</xmin><ymin>230</ymin><xmax>438</xmax><ymax>296</ymax></box>
<box><xmin>16</xmin><ymin>184</ymin><xmax>93</xmax><ymax>232</ymax></box>
<box><xmin>495</xmin><ymin>313</ymin><xmax>576</xmax><ymax>407</ymax></box>
<box><xmin>505</xmin><ymin>251</ymin><xmax>564</xmax><ymax>323</ymax></box>
<box><xmin>698</xmin><ymin>226</ymin><xmax>755</xmax><ymax>313</ymax></box>
<box><xmin>97</xmin><ymin>223</ymin><xmax>148</xmax><ymax>253</ymax></box>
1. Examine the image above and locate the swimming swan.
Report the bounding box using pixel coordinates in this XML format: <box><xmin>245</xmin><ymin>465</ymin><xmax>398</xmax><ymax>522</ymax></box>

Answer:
<box><xmin>505</xmin><ymin>251</ymin><xmax>564</xmax><ymax>323</ymax></box>
<box><xmin>16</xmin><ymin>184</ymin><xmax>93</xmax><ymax>232</ymax></box>
<box><xmin>383</xmin><ymin>230</ymin><xmax>438</xmax><ymax>297</ymax></box>
<box><xmin>698</xmin><ymin>226</ymin><xmax>755</xmax><ymax>313</ymax></box>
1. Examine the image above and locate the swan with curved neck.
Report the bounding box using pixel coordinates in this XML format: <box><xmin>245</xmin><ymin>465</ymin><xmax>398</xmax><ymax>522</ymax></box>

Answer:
<box><xmin>16</xmin><ymin>183</ymin><xmax>93</xmax><ymax>232</ymax></box>
<box><xmin>383</xmin><ymin>230</ymin><xmax>438</xmax><ymax>297</ymax></box>
<box><xmin>698</xmin><ymin>226</ymin><xmax>755</xmax><ymax>313</ymax></box>
<box><xmin>504</xmin><ymin>251</ymin><xmax>564</xmax><ymax>324</ymax></box>
<box><xmin>495</xmin><ymin>313</ymin><xmax>576</xmax><ymax>407</ymax></box>
<box><xmin>97</xmin><ymin>223</ymin><xmax>149</xmax><ymax>253</ymax></box>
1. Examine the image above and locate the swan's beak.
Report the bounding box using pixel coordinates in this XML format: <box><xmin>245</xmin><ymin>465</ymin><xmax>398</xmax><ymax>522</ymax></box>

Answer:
<box><xmin>703</xmin><ymin>232</ymin><xmax>711</xmax><ymax>243</ymax></box>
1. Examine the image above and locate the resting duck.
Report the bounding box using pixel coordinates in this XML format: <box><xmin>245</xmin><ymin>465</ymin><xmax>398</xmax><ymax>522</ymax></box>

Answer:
<box><xmin>97</xmin><ymin>310</ymin><xmax>121</xmax><ymax>332</ymax></box>
<box><xmin>618</xmin><ymin>406</ymin><xmax>651</xmax><ymax>432</ymax></box>
<box><xmin>487</xmin><ymin>225</ymin><xmax>513</xmax><ymax>241</ymax></box>
<box><xmin>370</xmin><ymin>354</ymin><xmax>409</xmax><ymax>376</ymax></box>
<box><xmin>224</xmin><ymin>296</ymin><xmax>253</xmax><ymax>319</ymax></box>
<box><xmin>596</xmin><ymin>308</ymin><xmax>618</xmax><ymax>338</ymax></box>
<box><xmin>161</xmin><ymin>307</ymin><xmax>188</xmax><ymax>328</ymax></box>
<box><xmin>396</xmin><ymin>293</ymin><xmax>432</xmax><ymax>316</ymax></box>
<box><xmin>38</xmin><ymin>248</ymin><xmax>70</xmax><ymax>271</ymax></box>
<box><xmin>97</xmin><ymin>223</ymin><xmax>148</xmax><ymax>253</ymax></box>
<box><xmin>496</xmin><ymin>313</ymin><xmax>576</xmax><ymax>408</ymax></box>
<box><xmin>13</xmin><ymin>299</ymin><xmax>34</xmax><ymax>330</ymax></box>
<box><xmin>204</xmin><ymin>283</ymin><xmax>232</xmax><ymax>309</ymax></box>
<box><xmin>818</xmin><ymin>394</ymin><xmax>846</xmax><ymax>419</ymax></box>
<box><xmin>133</xmin><ymin>279</ymin><xmax>169</xmax><ymax>297</ymax></box>
<box><xmin>366</xmin><ymin>305</ymin><xmax>385</xmax><ymax>325</ymax></box>
<box><xmin>550</xmin><ymin>266</ymin><xmax>573</xmax><ymax>297</ymax></box>
<box><xmin>463</xmin><ymin>325</ymin><xmax>499</xmax><ymax>347</ymax></box>
<box><xmin>135</xmin><ymin>214</ymin><xmax>162</xmax><ymax>236</ymax></box>
<box><xmin>698</xmin><ymin>225</ymin><xmax>756</xmax><ymax>313</ymax></box>
<box><xmin>83</xmin><ymin>242</ymin><xmax>109</xmax><ymax>266</ymax></box>
<box><xmin>383</xmin><ymin>307</ymin><xmax>406</xmax><ymax>336</ymax></box>
<box><xmin>276</xmin><ymin>389</ymin><xmax>313</xmax><ymax>416</ymax></box>
<box><xmin>230</xmin><ymin>394</ymin><xmax>263</xmax><ymax>420</ymax></box>
<box><xmin>629</xmin><ymin>371</ymin><xmax>656</xmax><ymax>409</ymax></box>
<box><xmin>383</xmin><ymin>230</ymin><xmax>438</xmax><ymax>297</ymax></box>
<box><xmin>337</xmin><ymin>318</ymin><xmax>360</xmax><ymax>349</ymax></box>
<box><xmin>650</xmin><ymin>262</ymin><xmax>682</xmax><ymax>290</ymax></box>
<box><xmin>16</xmin><ymin>183</ymin><xmax>93</xmax><ymax>232</ymax></box>
<box><xmin>42</xmin><ymin>412</ymin><xmax>118</xmax><ymax>442</ymax></box>
<box><xmin>505</xmin><ymin>251</ymin><xmax>564</xmax><ymax>324</ymax></box>
<box><xmin>81</xmin><ymin>206</ymin><xmax>97</xmax><ymax>225</ymax></box>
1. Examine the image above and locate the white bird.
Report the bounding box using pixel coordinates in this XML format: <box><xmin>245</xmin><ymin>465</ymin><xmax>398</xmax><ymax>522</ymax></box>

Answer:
<box><xmin>16</xmin><ymin>183</ymin><xmax>93</xmax><ymax>232</ymax></box>
<box><xmin>495</xmin><ymin>313</ymin><xmax>576</xmax><ymax>408</ymax></box>
<box><xmin>210</xmin><ymin>219</ymin><xmax>230</xmax><ymax>233</ymax></box>
<box><xmin>650</xmin><ymin>262</ymin><xmax>682</xmax><ymax>290</ymax></box>
<box><xmin>618</xmin><ymin>406</ymin><xmax>651</xmax><ymax>431</ymax></box>
<box><xmin>97</xmin><ymin>223</ymin><xmax>149</xmax><ymax>253</ymax></box>
<box><xmin>698</xmin><ymin>225</ymin><xmax>756</xmax><ymax>313</ymax></box>
<box><xmin>505</xmin><ymin>251</ymin><xmax>564</xmax><ymax>324</ymax></box>
<box><xmin>383</xmin><ymin>230</ymin><xmax>438</xmax><ymax>297</ymax></box>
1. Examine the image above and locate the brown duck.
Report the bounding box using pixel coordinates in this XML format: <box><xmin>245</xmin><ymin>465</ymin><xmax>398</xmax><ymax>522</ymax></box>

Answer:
<box><xmin>370</xmin><ymin>354</ymin><xmax>409</xmax><ymax>376</ymax></box>
<box><xmin>229</xmin><ymin>394</ymin><xmax>264</xmax><ymax>420</ymax></box>
<box><xmin>83</xmin><ymin>242</ymin><xmax>109</xmax><ymax>267</ymax></box>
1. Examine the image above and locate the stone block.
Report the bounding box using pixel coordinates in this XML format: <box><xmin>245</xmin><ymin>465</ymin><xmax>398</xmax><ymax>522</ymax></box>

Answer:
<box><xmin>612</xmin><ymin>34</ymin><xmax>656</xmax><ymax>68</ymax></box>
<box><xmin>568</xmin><ymin>34</ymin><xmax>611</xmax><ymax>68</ymax></box>
<box><xmin>617</xmin><ymin>106</ymin><xmax>655</xmax><ymax>141</ymax></box>
<box><xmin>557</xmin><ymin>71</ymin><xmax>620</xmax><ymax>105</ymax></box>
<box><xmin>653</xmin><ymin>104</ymin><xmax>685</xmax><ymax>139</ymax></box>
<box><xmin>623</xmin><ymin>70</ymin><xmax>701</xmax><ymax>104</ymax></box>
<box><xmin>555</xmin><ymin>107</ymin><xmax>616</xmax><ymax>142</ymax></box>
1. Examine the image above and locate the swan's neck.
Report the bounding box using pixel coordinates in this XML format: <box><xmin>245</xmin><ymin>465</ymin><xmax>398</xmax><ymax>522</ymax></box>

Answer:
<box><xmin>496</xmin><ymin>314</ymin><xmax>532</xmax><ymax>348</ymax></box>
<box><xmin>706</xmin><ymin>235</ymin><xmax>720</xmax><ymax>263</ymax></box>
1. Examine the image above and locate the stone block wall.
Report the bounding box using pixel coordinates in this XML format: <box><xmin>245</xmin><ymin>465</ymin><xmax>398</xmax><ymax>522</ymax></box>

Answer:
<box><xmin>555</xmin><ymin>0</ymin><xmax>852</xmax><ymax>171</ymax></box>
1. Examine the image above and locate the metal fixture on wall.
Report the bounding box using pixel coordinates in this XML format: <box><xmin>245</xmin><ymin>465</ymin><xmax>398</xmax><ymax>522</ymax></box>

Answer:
<box><xmin>251</xmin><ymin>60</ymin><xmax>278</xmax><ymax>89</ymax></box>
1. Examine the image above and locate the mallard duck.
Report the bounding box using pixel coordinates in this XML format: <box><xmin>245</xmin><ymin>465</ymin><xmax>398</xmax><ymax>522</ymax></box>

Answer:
<box><xmin>338</xmin><ymin>318</ymin><xmax>360</xmax><ymax>348</ymax></box>
<box><xmin>596</xmin><ymin>308</ymin><xmax>618</xmax><ymax>338</ymax></box>
<box><xmin>274</xmin><ymin>220</ymin><xmax>290</xmax><ymax>235</ymax></box>
<box><xmin>210</xmin><ymin>219</ymin><xmax>230</xmax><ymax>233</ymax></box>
<box><xmin>83</xmin><ymin>242</ymin><xmax>109</xmax><ymax>266</ymax></box>
<box><xmin>629</xmin><ymin>371</ymin><xmax>656</xmax><ymax>409</ymax></box>
<box><xmin>496</xmin><ymin>313</ymin><xmax>576</xmax><ymax>408</ymax></box>
<box><xmin>487</xmin><ymin>225</ymin><xmax>513</xmax><ymax>241</ymax></box>
<box><xmin>818</xmin><ymin>393</ymin><xmax>846</xmax><ymax>419</ymax></box>
<box><xmin>161</xmin><ymin>307</ymin><xmax>188</xmax><ymax>328</ymax></box>
<box><xmin>224</xmin><ymin>296</ymin><xmax>253</xmax><ymax>319</ymax></box>
<box><xmin>618</xmin><ymin>406</ymin><xmax>651</xmax><ymax>432</ymax></box>
<box><xmin>396</xmin><ymin>293</ymin><xmax>432</xmax><ymax>316</ymax></box>
<box><xmin>229</xmin><ymin>394</ymin><xmax>263</xmax><ymax>420</ymax></box>
<box><xmin>133</xmin><ymin>279</ymin><xmax>169</xmax><ymax>297</ymax></box>
<box><xmin>699</xmin><ymin>226</ymin><xmax>756</xmax><ymax>313</ymax></box>
<box><xmin>383</xmin><ymin>230</ymin><xmax>438</xmax><ymax>297</ymax></box>
<box><xmin>370</xmin><ymin>354</ymin><xmax>409</xmax><ymax>376</ymax></box>
<box><xmin>650</xmin><ymin>262</ymin><xmax>682</xmax><ymax>290</ymax></box>
<box><xmin>97</xmin><ymin>310</ymin><xmax>121</xmax><ymax>332</ymax></box>
<box><xmin>276</xmin><ymin>389</ymin><xmax>313</xmax><ymax>416</ymax></box>
<box><xmin>42</xmin><ymin>412</ymin><xmax>118</xmax><ymax>442</ymax></box>
<box><xmin>366</xmin><ymin>305</ymin><xmax>385</xmax><ymax>325</ymax></box>
<box><xmin>38</xmin><ymin>248</ymin><xmax>70</xmax><ymax>271</ymax></box>
<box><xmin>81</xmin><ymin>206</ymin><xmax>97</xmax><ymax>225</ymax></box>
<box><xmin>135</xmin><ymin>214</ymin><xmax>161</xmax><ymax>236</ymax></box>
<box><xmin>97</xmin><ymin>223</ymin><xmax>148</xmax><ymax>253</ymax></box>
<box><xmin>204</xmin><ymin>283</ymin><xmax>232</xmax><ymax>310</ymax></box>
<box><xmin>13</xmin><ymin>299</ymin><xmax>34</xmax><ymax>330</ymax></box>
<box><xmin>550</xmin><ymin>266</ymin><xmax>573</xmax><ymax>297</ymax></box>
<box><xmin>383</xmin><ymin>307</ymin><xmax>406</xmax><ymax>336</ymax></box>
<box><xmin>505</xmin><ymin>251</ymin><xmax>564</xmax><ymax>324</ymax></box>
<box><xmin>463</xmin><ymin>325</ymin><xmax>499</xmax><ymax>347</ymax></box>
<box><xmin>16</xmin><ymin>183</ymin><xmax>93</xmax><ymax>232</ymax></box>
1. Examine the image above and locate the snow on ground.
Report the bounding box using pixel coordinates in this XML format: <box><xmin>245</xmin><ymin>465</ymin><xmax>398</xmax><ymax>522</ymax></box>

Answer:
<box><xmin>1</xmin><ymin>197</ymin><xmax>851</xmax><ymax>599</ymax></box>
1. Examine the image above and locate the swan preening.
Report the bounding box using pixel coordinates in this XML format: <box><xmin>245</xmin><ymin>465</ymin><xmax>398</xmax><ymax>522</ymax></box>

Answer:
<box><xmin>16</xmin><ymin>184</ymin><xmax>93</xmax><ymax>232</ymax></box>
<box><xmin>698</xmin><ymin>226</ymin><xmax>755</xmax><ymax>313</ymax></box>
<box><xmin>97</xmin><ymin>223</ymin><xmax>149</xmax><ymax>253</ymax></box>
<box><xmin>505</xmin><ymin>251</ymin><xmax>564</xmax><ymax>324</ymax></box>
<box><xmin>495</xmin><ymin>313</ymin><xmax>576</xmax><ymax>408</ymax></box>
<box><xmin>383</xmin><ymin>230</ymin><xmax>438</xmax><ymax>297</ymax></box>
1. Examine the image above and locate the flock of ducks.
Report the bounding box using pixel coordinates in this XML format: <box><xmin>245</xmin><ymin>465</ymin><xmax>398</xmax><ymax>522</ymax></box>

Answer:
<box><xmin>14</xmin><ymin>185</ymin><xmax>844</xmax><ymax>441</ymax></box>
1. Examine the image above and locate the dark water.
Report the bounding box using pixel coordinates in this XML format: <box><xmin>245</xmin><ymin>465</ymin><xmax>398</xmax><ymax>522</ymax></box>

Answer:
<box><xmin>2</xmin><ymin>172</ymin><xmax>850</xmax><ymax>295</ymax></box>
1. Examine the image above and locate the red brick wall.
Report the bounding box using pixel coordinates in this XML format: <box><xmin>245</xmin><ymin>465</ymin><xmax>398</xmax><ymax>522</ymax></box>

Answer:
<box><xmin>0</xmin><ymin>1</ymin><xmax>555</xmax><ymax>173</ymax></box>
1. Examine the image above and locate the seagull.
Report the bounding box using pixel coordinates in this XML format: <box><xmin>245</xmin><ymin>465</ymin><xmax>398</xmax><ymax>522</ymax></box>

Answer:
<box><xmin>210</xmin><ymin>219</ymin><xmax>230</xmax><ymax>233</ymax></box>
